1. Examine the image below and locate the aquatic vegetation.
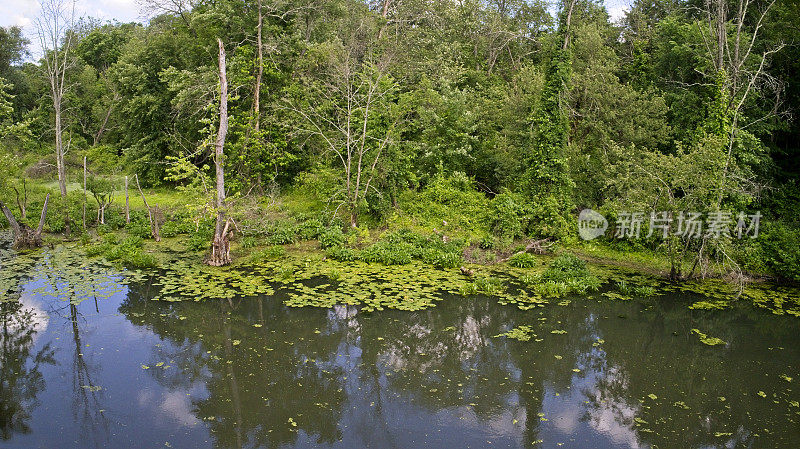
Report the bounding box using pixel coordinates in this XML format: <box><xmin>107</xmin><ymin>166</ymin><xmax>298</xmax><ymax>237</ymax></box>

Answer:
<box><xmin>460</xmin><ymin>275</ymin><xmax>506</xmax><ymax>295</ymax></box>
<box><xmin>508</xmin><ymin>252</ymin><xmax>537</xmax><ymax>268</ymax></box>
<box><xmin>326</xmin><ymin>246</ymin><xmax>359</xmax><ymax>261</ymax></box>
<box><xmin>249</xmin><ymin>245</ymin><xmax>285</xmax><ymax>262</ymax></box>
<box><xmin>691</xmin><ymin>329</ymin><xmax>727</xmax><ymax>346</ymax></box>
<box><xmin>689</xmin><ymin>300</ymin><xmax>731</xmax><ymax>310</ymax></box>
<box><xmin>241</xmin><ymin>235</ymin><xmax>258</xmax><ymax>248</ymax></box>
<box><xmin>360</xmin><ymin>240</ymin><xmax>413</xmax><ymax>265</ymax></box>
<box><xmin>494</xmin><ymin>325</ymin><xmax>536</xmax><ymax>341</ymax></box>
<box><xmin>511</xmin><ymin>253</ymin><xmax>602</xmax><ymax>298</ymax></box>
<box><xmin>86</xmin><ymin>235</ymin><xmax>157</xmax><ymax>268</ymax></box>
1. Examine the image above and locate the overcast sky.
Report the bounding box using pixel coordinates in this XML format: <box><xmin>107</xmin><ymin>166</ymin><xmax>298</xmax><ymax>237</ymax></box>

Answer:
<box><xmin>1</xmin><ymin>0</ymin><xmax>631</xmax><ymax>60</ymax></box>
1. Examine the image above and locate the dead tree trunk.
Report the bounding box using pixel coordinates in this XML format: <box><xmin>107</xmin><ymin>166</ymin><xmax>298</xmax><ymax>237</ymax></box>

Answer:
<box><xmin>0</xmin><ymin>194</ymin><xmax>50</xmax><ymax>249</ymax></box>
<box><xmin>207</xmin><ymin>38</ymin><xmax>232</xmax><ymax>267</ymax></box>
<box><xmin>82</xmin><ymin>156</ymin><xmax>87</xmax><ymax>229</ymax></box>
<box><xmin>134</xmin><ymin>174</ymin><xmax>160</xmax><ymax>241</ymax></box>
<box><xmin>124</xmin><ymin>175</ymin><xmax>130</xmax><ymax>224</ymax></box>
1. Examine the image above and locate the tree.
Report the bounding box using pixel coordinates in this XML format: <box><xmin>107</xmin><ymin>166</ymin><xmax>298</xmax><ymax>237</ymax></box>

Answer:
<box><xmin>86</xmin><ymin>176</ymin><xmax>114</xmax><ymax>225</ymax></box>
<box><xmin>35</xmin><ymin>0</ymin><xmax>77</xmax><ymax>236</ymax></box>
<box><xmin>287</xmin><ymin>23</ymin><xmax>399</xmax><ymax>227</ymax></box>
<box><xmin>208</xmin><ymin>38</ymin><xmax>232</xmax><ymax>266</ymax></box>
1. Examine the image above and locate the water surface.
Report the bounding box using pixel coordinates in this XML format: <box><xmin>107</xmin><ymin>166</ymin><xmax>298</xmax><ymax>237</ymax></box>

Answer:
<box><xmin>1</xmin><ymin>244</ymin><xmax>798</xmax><ymax>448</ymax></box>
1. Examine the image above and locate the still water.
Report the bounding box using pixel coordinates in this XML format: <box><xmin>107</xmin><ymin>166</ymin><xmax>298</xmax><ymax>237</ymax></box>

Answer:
<box><xmin>1</xmin><ymin>245</ymin><xmax>799</xmax><ymax>448</ymax></box>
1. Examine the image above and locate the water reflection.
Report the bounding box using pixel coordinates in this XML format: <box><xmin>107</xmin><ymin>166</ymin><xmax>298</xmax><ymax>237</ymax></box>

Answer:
<box><xmin>0</xmin><ymin>295</ymin><xmax>55</xmax><ymax>439</ymax></box>
<box><xmin>0</xmin><ymin>247</ymin><xmax>798</xmax><ymax>448</ymax></box>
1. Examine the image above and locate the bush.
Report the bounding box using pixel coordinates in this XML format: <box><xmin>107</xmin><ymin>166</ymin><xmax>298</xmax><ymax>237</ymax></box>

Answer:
<box><xmin>160</xmin><ymin>216</ymin><xmax>195</xmax><ymax>237</ymax></box>
<box><xmin>360</xmin><ymin>240</ymin><xmax>413</xmax><ymax>265</ymax></box>
<box><xmin>532</xmin><ymin>253</ymin><xmax>599</xmax><ymax>297</ymax></box>
<box><xmin>491</xmin><ymin>190</ymin><xmax>529</xmax><ymax>239</ymax></box>
<box><xmin>298</xmin><ymin>218</ymin><xmax>324</xmax><ymax>240</ymax></box>
<box><xmin>267</xmin><ymin>221</ymin><xmax>297</xmax><ymax>245</ymax></box>
<box><xmin>319</xmin><ymin>226</ymin><xmax>345</xmax><ymax>249</ymax></box>
<box><xmin>250</xmin><ymin>245</ymin><xmax>285</xmax><ymax>262</ymax></box>
<box><xmin>460</xmin><ymin>276</ymin><xmax>506</xmax><ymax>295</ymax></box>
<box><xmin>86</xmin><ymin>234</ymin><xmax>156</xmax><ymax>268</ymax></box>
<box><xmin>326</xmin><ymin>246</ymin><xmax>359</xmax><ymax>261</ymax></box>
<box><xmin>241</xmin><ymin>235</ymin><xmax>258</xmax><ymax>248</ymax></box>
<box><xmin>750</xmin><ymin>222</ymin><xmax>800</xmax><ymax>282</ymax></box>
<box><xmin>508</xmin><ymin>252</ymin><xmax>537</xmax><ymax>268</ymax></box>
<box><xmin>126</xmin><ymin>220</ymin><xmax>151</xmax><ymax>239</ymax></box>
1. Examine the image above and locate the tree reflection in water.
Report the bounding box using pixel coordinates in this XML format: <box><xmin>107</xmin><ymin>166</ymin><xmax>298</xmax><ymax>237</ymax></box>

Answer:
<box><xmin>0</xmin><ymin>297</ymin><xmax>55</xmax><ymax>440</ymax></box>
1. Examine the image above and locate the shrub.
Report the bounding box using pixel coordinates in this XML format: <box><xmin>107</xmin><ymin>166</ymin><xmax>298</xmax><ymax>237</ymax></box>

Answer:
<box><xmin>160</xmin><ymin>216</ymin><xmax>194</xmax><ymax>237</ymax></box>
<box><xmin>533</xmin><ymin>253</ymin><xmax>599</xmax><ymax>297</ymax></box>
<box><xmin>86</xmin><ymin>235</ymin><xmax>156</xmax><ymax>268</ymax></box>
<box><xmin>298</xmin><ymin>218</ymin><xmax>324</xmax><ymax>240</ymax></box>
<box><xmin>360</xmin><ymin>240</ymin><xmax>413</xmax><ymax>265</ymax></box>
<box><xmin>490</xmin><ymin>190</ymin><xmax>529</xmax><ymax>239</ymax></box>
<box><xmin>126</xmin><ymin>220</ymin><xmax>151</xmax><ymax>239</ymax></box>
<box><xmin>420</xmin><ymin>247</ymin><xmax>462</xmax><ymax>269</ymax></box>
<box><xmin>319</xmin><ymin>226</ymin><xmax>345</xmax><ymax>249</ymax></box>
<box><xmin>187</xmin><ymin>234</ymin><xmax>210</xmax><ymax>251</ymax></box>
<box><xmin>508</xmin><ymin>252</ymin><xmax>537</xmax><ymax>268</ymax></box>
<box><xmin>267</xmin><ymin>222</ymin><xmax>297</xmax><ymax>245</ymax></box>
<box><xmin>241</xmin><ymin>235</ymin><xmax>258</xmax><ymax>248</ymax></box>
<box><xmin>326</xmin><ymin>246</ymin><xmax>359</xmax><ymax>261</ymax></box>
<box><xmin>460</xmin><ymin>276</ymin><xmax>506</xmax><ymax>295</ymax></box>
<box><xmin>479</xmin><ymin>234</ymin><xmax>495</xmax><ymax>249</ymax></box>
<box><xmin>250</xmin><ymin>245</ymin><xmax>285</xmax><ymax>262</ymax></box>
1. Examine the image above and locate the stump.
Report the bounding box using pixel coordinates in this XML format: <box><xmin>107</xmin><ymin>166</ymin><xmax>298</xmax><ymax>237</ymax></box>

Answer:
<box><xmin>206</xmin><ymin>218</ymin><xmax>232</xmax><ymax>266</ymax></box>
<box><xmin>0</xmin><ymin>194</ymin><xmax>50</xmax><ymax>249</ymax></box>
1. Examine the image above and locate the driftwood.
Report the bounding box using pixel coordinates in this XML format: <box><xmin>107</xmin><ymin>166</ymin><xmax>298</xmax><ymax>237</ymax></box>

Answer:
<box><xmin>0</xmin><ymin>193</ymin><xmax>50</xmax><ymax>249</ymax></box>
<box><xmin>498</xmin><ymin>238</ymin><xmax>552</xmax><ymax>263</ymax></box>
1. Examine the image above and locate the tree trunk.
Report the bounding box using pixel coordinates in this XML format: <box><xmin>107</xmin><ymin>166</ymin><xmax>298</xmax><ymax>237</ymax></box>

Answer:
<box><xmin>82</xmin><ymin>156</ymin><xmax>87</xmax><ymax>230</ymax></box>
<box><xmin>124</xmin><ymin>175</ymin><xmax>130</xmax><ymax>224</ymax></box>
<box><xmin>207</xmin><ymin>38</ymin><xmax>232</xmax><ymax>267</ymax></box>
<box><xmin>0</xmin><ymin>194</ymin><xmax>50</xmax><ymax>249</ymax></box>
<box><xmin>134</xmin><ymin>174</ymin><xmax>160</xmax><ymax>241</ymax></box>
<box><xmin>55</xmin><ymin>100</ymin><xmax>70</xmax><ymax>236</ymax></box>
<box><xmin>254</xmin><ymin>0</ymin><xmax>264</xmax><ymax>191</ymax></box>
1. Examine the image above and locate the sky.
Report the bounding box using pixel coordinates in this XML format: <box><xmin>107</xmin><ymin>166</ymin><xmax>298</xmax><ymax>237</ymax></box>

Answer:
<box><xmin>1</xmin><ymin>0</ymin><xmax>632</xmax><ymax>60</ymax></box>
<box><xmin>0</xmin><ymin>0</ymin><xmax>143</xmax><ymax>59</ymax></box>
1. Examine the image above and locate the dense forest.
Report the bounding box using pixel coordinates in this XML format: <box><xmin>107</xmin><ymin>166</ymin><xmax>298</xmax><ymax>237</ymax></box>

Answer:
<box><xmin>0</xmin><ymin>0</ymin><xmax>798</xmax><ymax>280</ymax></box>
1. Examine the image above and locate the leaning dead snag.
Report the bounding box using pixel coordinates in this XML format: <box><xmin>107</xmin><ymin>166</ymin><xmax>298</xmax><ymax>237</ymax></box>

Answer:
<box><xmin>0</xmin><ymin>193</ymin><xmax>50</xmax><ymax>249</ymax></box>
<box><xmin>206</xmin><ymin>38</ymin><xmax>232</xmax><ymax>267</ymax></box>
<box><xmin>134</xmin><ymin>174</ymin><xmax>160</xmax><ymax>241</ymax></box>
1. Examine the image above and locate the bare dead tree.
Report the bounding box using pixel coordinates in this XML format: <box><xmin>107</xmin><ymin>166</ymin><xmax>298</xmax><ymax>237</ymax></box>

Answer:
<box><xmin>36</xmin><ymin>0</ymin><xmax>77</xmax><ymax>236</ymax></box>
<box><xmin>207</xmin><ymin>38</ymin><xmax>232</xmax><ymax>267</ymax></box>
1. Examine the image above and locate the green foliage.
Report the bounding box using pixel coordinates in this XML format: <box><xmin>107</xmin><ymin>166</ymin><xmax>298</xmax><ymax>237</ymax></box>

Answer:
<box><xmin>298</xmin><ymin>218</ymin><xmax>324</xmax><ymax>240</ymax></box>
<box><xmin>86</xmin><ymin>234</ymin><xmax>156</xmax><ymax>268</ymax></box>
<box><xmin>751</xmin><ymin>222</ymin><xmax>800</xmax><ymax>282</ymax></box>
<box><xmin>360</xmin><ymin>240</ymin><xmax>413</xmax><ymax>265</ymax></box>
<box><xmin>326</xmin><ymin>246</ymin><xmax>359</xmax><ymax>262</ymax></box>
<box><xmin>525</xmin><ymin>253</ymin><xmax>600</xmax><ymax>297</ymax></box>
<box><xmin>249</xmin><ymin>245</ymin><xmax>285</xmax><ymax>262</ymax></box>
<box><xmin>460</xmin><ymin>276</ymin><xmax>506</xmax><ymax>295</ymax></box>
<box><xmin>267</xmin><ymin>222</ymin><xmax>297</xmax><ymax>245</ymax></box>
<box><xmin>125</xmin><ymin>220</ymin><xmax>151</xmax><ymax>239</ymax></box>
<box><xmin>319</xmin><ymin>226</ymin><xmax>345</xmax><ymax>249</ymax></box>
<box><xmin>490</xmin><ymin>190</ymin><xmax>529</xmax><ymax>239</ymax></box>
<box><xmin>508</xmin><ymin>252</ymin><xmax>537</xmax><ymax>268</ymax></box>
